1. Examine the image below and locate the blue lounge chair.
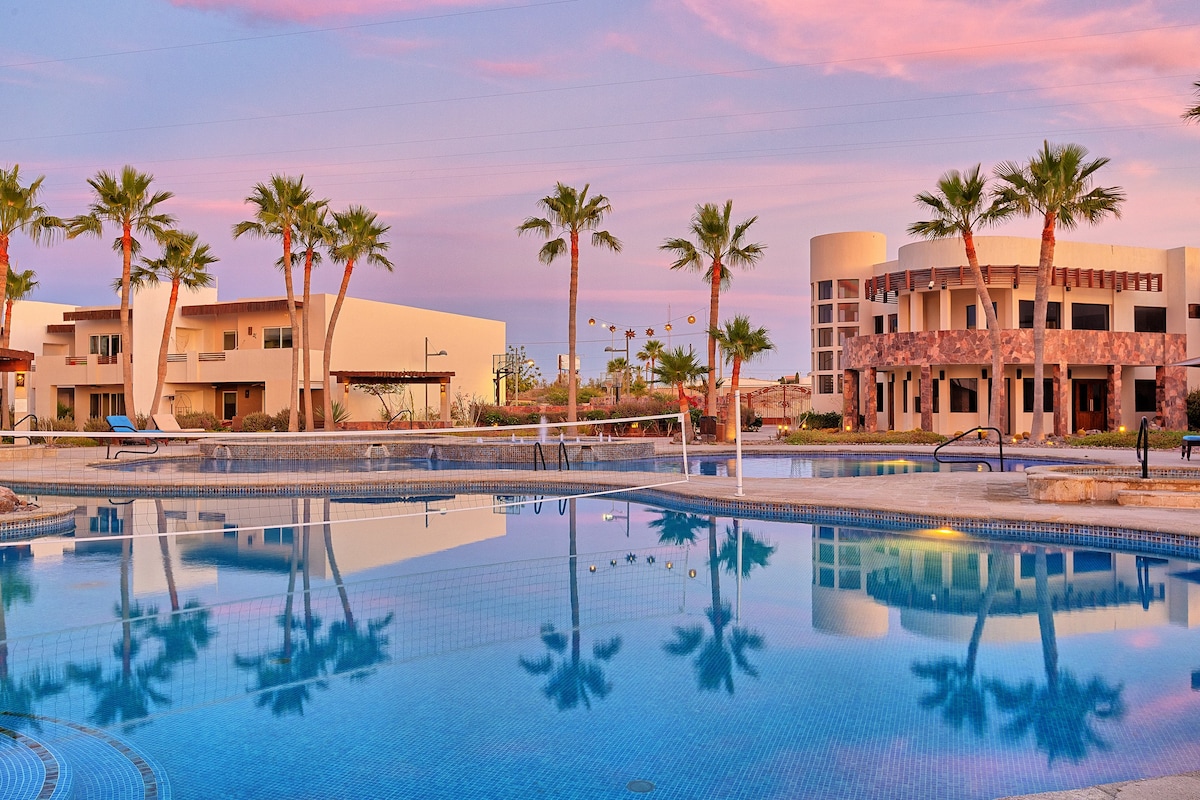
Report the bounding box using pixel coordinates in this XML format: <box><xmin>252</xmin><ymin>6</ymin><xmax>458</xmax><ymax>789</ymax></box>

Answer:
<box><xmin>1183</xmin><ymin>434</ymin><xmax>1200</xmax><ymax>460</ymax></box>
<box><xmin>105</xmin><ymin>415</ymin><xmax>162</xmax><ymax>459</ymax></box>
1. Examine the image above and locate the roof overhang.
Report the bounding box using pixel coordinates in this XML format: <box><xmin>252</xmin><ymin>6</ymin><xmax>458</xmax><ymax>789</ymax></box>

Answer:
<box><xmin>331</xmin><ymin>370</ymin><xmax>455</xmax><ymax>385</ymax></box>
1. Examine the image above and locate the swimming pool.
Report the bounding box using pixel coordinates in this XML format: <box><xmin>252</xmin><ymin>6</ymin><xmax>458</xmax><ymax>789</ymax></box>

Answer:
<box><xmin>0</xmin><ymin>494</ymin><xmax>1195</xmax><ymax>799</ymax></box>
<box><xmin>103</xmin><ymin>451</ymin><xmax>1074</xmax><ymax>478</ymax></box>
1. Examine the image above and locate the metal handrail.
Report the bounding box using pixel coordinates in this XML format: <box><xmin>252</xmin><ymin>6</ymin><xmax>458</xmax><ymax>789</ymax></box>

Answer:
<box><xmin>1135</xmin><ymin>415</ymin><xmax>1150</xmax><ymax>479</ymax></box>
<box><xmin>556</xmin><ymin>441</ymin><xmax>571</xmax><ymax>471</ymax></box>
<box><xmin>933</xmin><ymin>426</ymin><xmax>1005</xmax><ymax>472</ymax></box>
<box><xmin>532</xmin><ymin>441</ymin><xmax>548</xmax><ymax>471</ymax></box>
<box><xmin>12</xmin><ymin>413</ymin><xmax>40</xmax><ymax>445</ymax></box>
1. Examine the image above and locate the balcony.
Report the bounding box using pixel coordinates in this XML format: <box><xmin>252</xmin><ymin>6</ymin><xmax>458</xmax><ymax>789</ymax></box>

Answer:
<box><xmin>38</xmin><ymin>354</ymin><xmax>126</xmax><ymax>386</ymax></box>
<box><xmin>164</xmin><ymin>348</ymin><xmax>304</xmax><ymax>385</ymax></box>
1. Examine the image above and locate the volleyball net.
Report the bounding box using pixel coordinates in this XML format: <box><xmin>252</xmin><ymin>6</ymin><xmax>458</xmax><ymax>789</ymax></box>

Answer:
<box><xmin>0</xmin><ymin>413</ymin><xmax>693</xmax><ymax>545</ymax></box>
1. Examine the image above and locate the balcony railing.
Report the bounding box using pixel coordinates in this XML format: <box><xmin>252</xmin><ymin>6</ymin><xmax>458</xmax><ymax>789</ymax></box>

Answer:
<box><xmin>866</xmin><ymin>265</ymin><xmax>1163</xmax><ymax>301</ymax></box>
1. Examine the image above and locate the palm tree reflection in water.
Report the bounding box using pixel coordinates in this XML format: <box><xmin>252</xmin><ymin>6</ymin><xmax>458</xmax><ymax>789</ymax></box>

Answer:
<box><xmin>0</xmin><ymin>549</ymin><xmax>64</xmax><ymax>727</ymax></box>
<box><xmin>664</xmin><ymin>518</ymin><xmax>768</xmax><ymax>695</ymax></box>
<box><xmin>520</xmin><ymin>498</ymin><xmax>622</xmax><ymax>710</ymax></box>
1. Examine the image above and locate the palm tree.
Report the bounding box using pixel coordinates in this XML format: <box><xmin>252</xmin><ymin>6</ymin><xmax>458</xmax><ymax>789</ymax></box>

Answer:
<box><xmin>324</xmin><ymin>206</ymin><xmax>393</xmax><ymax>429</ymax></box>
<box><xmin>909</xmin><ymin>166</ymin><xmax>1013</xmax><ymax>435</ymax></box>
<box><xmin>293</xmin><ymin>202</ymin><xmax>331</xmax><ymax>431</ymax></box>
<box><xmin>68</xmin><ymin>166</ymin><xmax>175</xmax><ymax>420</ymax></box>
<box><xmin>993</xmin><ymin>143</ymin><xmax>1124</xmax><ymax>440</ymax></box>
<box><xmin>520</xmin><ymin>498</ymin><xmax>622</xmax><ymax>710</ymax></box>
<box><xmin>232</xmin><ymin>175</ymin><xmax>317</xmax><ymax>432</ymax></box>
<box><xmin>1183</xmin><ymin>79</ymin><xmax>1200</xmax><ymax>121</ymax></box>
<box><xmin>130</xmin><ymin>232</ymin><xmax>217</xmax><ymax>417</ymax></box>
<box><xmin>0</xmin><ymin>268</ymin><xmax>38</xmax><ymax>429</ymax></box>
<box><xmin>660</xmin><ymin>201</ymin><xmax>765</xmax><ymax>420</ymax></box>
<box><xmin>652</xmin><ymin>346</ymin><xmax>708</xmax><ymax>443</ymax></box>
<box><xmin>0</xmin><ymin>166</ymin><xmax>61</xmax><ymax>338</ymax></box>
<box><xmin>637</xmin><ymin>339</ymin><xmax>665</xmax><ymax>388</ymax></box>
<box><xmin>710</xmin><ymin>315</ymin><xmax>774</xmax><ymax>441</ymax></box>
<box><xmin>517</xmin><ymin>183</ymin><xmax>622</xmax><ymax>423</ymax></box>
<box><xmin>606</xmin><ymin>356</ymin><xmax>630</xmax><ymax>401</ymax></box>
<box><xmin>648</xmin><ymin>509</ymin><xmax>708</xmax><ymax>545</ymax></box>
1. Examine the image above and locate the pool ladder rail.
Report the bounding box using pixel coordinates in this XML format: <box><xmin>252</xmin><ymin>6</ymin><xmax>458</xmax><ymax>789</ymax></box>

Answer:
<box><xmin>532</xmin><ymin>440</ymin><xmax>571</xmax><ymax>471</ymax></box>
<box><xmin>1135</xmin><ymin>415</ymin><xmax>1149</xmax><ymax>479</ymax></box>
<box><xmin>933</xmin><ymin>426</ymin><xmax>1005</xmax><ymax>472</ymax></box>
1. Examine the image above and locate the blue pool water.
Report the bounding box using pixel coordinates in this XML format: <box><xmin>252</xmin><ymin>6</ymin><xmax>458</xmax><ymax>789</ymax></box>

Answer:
<box><xmin>103</xmin><ymin>451</ymin><xmax>1073</xmax><ymax>477</ymax></box>
<box><xmin>1</xmin><ymin>494</ymin><xmax>1197</xmax><ymax>799</ymax></box>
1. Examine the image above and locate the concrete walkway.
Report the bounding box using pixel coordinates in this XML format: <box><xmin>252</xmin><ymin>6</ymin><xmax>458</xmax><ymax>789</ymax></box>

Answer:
<box><xmin>998</xmin><ymin>771</ymin><xmax>1200</xmax><ymax>799</ymax></box>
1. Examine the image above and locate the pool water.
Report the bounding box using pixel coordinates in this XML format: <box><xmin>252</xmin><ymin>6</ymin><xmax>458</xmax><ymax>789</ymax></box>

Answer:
<box><xmin>1</xmin><ymin>495</ymin><xmax>1197</xmax><ymax>799</ymax></box>
<box><xmin>104</xmin><ymin>451</ymin><xmax>1070</xmax><ymax>477</ymax></box>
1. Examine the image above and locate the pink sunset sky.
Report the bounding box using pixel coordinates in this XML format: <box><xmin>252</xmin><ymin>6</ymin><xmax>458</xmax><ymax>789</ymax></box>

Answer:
<box><xmin>4</xmin><ymin>0</ymin><xmax>1200</xmax><ymax>380</ymax></box>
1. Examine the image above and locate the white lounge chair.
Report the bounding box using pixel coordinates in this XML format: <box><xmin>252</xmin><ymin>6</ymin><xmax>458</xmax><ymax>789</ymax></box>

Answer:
<box><xmin>152</xmin><ymin>413</ymin><xmax>204</xmax><ymax>434</ymax></box>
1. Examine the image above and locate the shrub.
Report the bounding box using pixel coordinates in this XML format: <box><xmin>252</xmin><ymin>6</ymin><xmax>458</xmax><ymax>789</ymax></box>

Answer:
<box><xmin>798</xmin><ymin>410</ymin><xmax>843</xmax><ymax>430</ymax></box>
<box><xmin>241</xmin><ymin>412</ymin><xmax>276</xmax><ymax>432</ymax></box>
<box><xmin>83</xmin><ymin>417</ymin><xmax>110</xmax><ymax>433</ymax></box>
<box><xmin>176</xmin><ymin>411</ymin><xmax>223</xmax><ymax>431</ymax></box>
<box><xmin>1188</xmin><ymin>389</ymin><xmax>1200</xmax><ymax>431</ymax></box>
<box><xmin>56</xmin><ymin>402</ymin><xmax>73</xmax><ymax>420</ymax></box>
<box><xmin>1065</xmin><ymin>430</ymin><xmax>1183</xmax><ymax>449</ymax></box>
<box><xmin>583</xmin><ymin>409</ymin><xmax>610</xmax><ymax>421</ymax></box>
<box><xmin>270</xmin><ymin>408</ymin><xmax>307</xmax><ymax>431</ymax></box>
<box><xmin>38</xmin><ymin>417</ymin><xmax>78</xmax><ymax>432</ymax></box>
<box><xmin>785</xmin><ymin>429</ymin><xmax>945</xmax><ymax>445</ymax></box>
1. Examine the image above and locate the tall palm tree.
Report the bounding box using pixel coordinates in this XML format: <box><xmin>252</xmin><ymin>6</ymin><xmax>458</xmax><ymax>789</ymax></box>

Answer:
<box><xmin>0</xmin><ymin>166</ymin><xmax>61</xmax><ymax>341</ymax></box>
<box><xmin>293</xmin><ymin>202</ymin><xmax>331</xmax><ymax>432</ymax></box>
<box><xmin>637</xmin><ymin>339</ymin><xmax>665</xmax><ymax>389</ymax></box>
<box><xmin>517</xmin><ymin>183</ymin><xmax>622</xmax><ymax>423</ymax></box>
<box><xmin>324</xmin><ymin>206</ymin><xmax>393</xmax><ymax>429</ymax></box>
<box><xmin>0</xmin><ymin>268</ymin><xmax>38</xmax><ymax>429</ymax></box>
<box><xmin>130</xmin><ymin>232</ymin><xmax>217</xmax><ymax>416</ymax></box>
<box><xmin>661</xmin><ymin>201</ymin><xmax>765</xmax><ymax>419</ymax></box>
<box><xmin>653</xmin><ymin>346</ymin><xmax>707</xmax><ymax>443</ymax></box>
<box><xmin>68</xmin><ymin>167</ymin><xmax>175</xmax><ymax>420</ymax></box>
<box><xmin>232</xmin><ymin>175</ymin><xmax>316</xmax><ymax>432</ymax></box>
<box><xmin>1183</xmin><ymin>79</ymin><xmax>1200</xmax><ymax>122</ymax></box>
<box><xmin>711</xmin><ymin>315</ymin><xmax>774</xmax><ymax>441</ymax></box>
<box><xmin>993</xmin><ymin>143</ymin><xmax>1124</xmax><ymax>441</ymax></box>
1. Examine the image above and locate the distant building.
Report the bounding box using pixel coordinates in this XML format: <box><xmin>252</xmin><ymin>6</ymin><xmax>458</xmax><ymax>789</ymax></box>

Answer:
<box><xmin>809</xmin><ymin>232</ymin><xmax>1199</xmax><ymax>435</ymax></box>
<box><xmin>20</xmin><ymin>281</ymin><xmax>504</xmax><ymax>427</ymax></box>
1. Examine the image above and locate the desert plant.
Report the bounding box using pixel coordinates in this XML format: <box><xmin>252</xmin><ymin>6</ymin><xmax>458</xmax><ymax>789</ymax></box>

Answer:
<box><xmin>798</xmin><ymin>410</ymin><xmax>843</xmax><ymax>430</ymax></box>
<box><xmin>83</xmin><ymin>417</ymin><xmax>110</xmax><ymax>433</ymax></box>
<box><xmin>1187</xmin><ymin>389</ymin><xmax>1200</xmax><ymax>431</ymax></box>
<box><xmin>56</xmin><ymin>401</ymin><xmax>73</xmax><ymax>420</ymax></box>
<box><xmin>176</xmin><ymin>410</ymin><xmax>222</xmax><ymax>431</ymax></box>
<box><xmin>241</xmin><ymin>412</ymin><xmax>275</xmax><ymax>432</ymax></box>
<box><xmin>316</xmin><ymin>400</ymin><xmax>351</xmax><ymax>426</ymax></box>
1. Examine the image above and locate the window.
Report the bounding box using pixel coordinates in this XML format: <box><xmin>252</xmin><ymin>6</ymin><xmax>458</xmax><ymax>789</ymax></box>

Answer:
<box><xmin>876</xmin><ymin>385</ymin><xmax>884</xmax><ymax>411</ymax></box>
<box><xmin>950</xmin><ymin>378</ymin><xmax>978</xmax><ymax>413</ymax></box>
<box><xmin>89</xmin><ymin>392</ymin><xmax>125</xmax><ymax>419</ymax></box>
<box><xmin>1135</xmin><ymin>379</ymin><xmax>1157</xmax><ymax>413</ymax></box>
<box><xmin>223</xmin><ymin>391</ymin><xmax>238</xmax><ymax>420</ymax></box>
<box><xmin>817</xmin><ymin>328</ymin><xmax>832</xmax><ymax>347</ymax></box>
<box><xmin>838</xmin><ymin>327</ymin><xmax>858</xmax><ymax>347</ymax></box>
<box><xmin>836</xmin><ymin>373</ymin><xmax>843</xmax><ymax>394</ymax></box>
<box><xmin>223</xmin><ymin>330</ymin><xmax>238</xmax><ymax>350</ymax></box>
<box><xmin>1022</xmin><ymin>378</ymin><xmax>1054</xmax><ymax>412</ymax></box>
<box><xmin>902</xmin><ymin>380</ymin><xmax>908</xmax><ymax>413</ymax></box>
<box><xmin>817</xmin><ymin>280</ymin><xmax>833</xmax><ymax>300</ymax></box>
<box><xmin>818</xmin><ymin>304</ymin><xmax>832</xmax><ymax>324</ymax></box>
<box><xmin>264</xmin><ymin>526</ymin><xmax>295</xmax><ymax>545</ymax></box>
<box><xmin>874</xmin><ymin>315</ymin><xmax>884</xmax><ymax>335</ymax></box>
<box><xmin>263</xmin><ymin>326</ymin><xmax>293</xmax><ymax>349</ymax></box>
<box><xmin>1020</xmin><ymin>552</ymin><xmax>1064</xmax><ymax>578</ymax></box>
<box><xmin>817</xmin><ymin>351</ymin><xmax>834</xmax><ymax>371</ymax></box>
<box><xmin>837</xmin><ymin>279</ymin><xmax>859</xmax><ymax>299</ymax></box>
<box><xmin>1019</xmin><ymin>300</ymin><xmax>1061</xmax><ymax>329</ymax></box>
<box><xmin>817</xmin><ymin>375</ymin><xmax>834</xmax><ymax>394</ymax></box>
<box><xmin>888</xmin><ymin>314</ymin><xmax>898</xmax><ymax>333</ymax></box>
<box><xmin>839</xmin><ymin>570</ymin><xmax>861</xmax><ymax>590</ymax></box>
<box><xmin>837</xmin><ymin>303</ymin><xmax>859</xmax><ymax>323</ymax></box>
<box><xmin>1071</xmin><ymin>303</ymin><xmax>1110</xmax><ymax>331</ymax></box>
<box><xmin>1073</xmin><ymin>551</ymin><xmax>1113</xmax><ymax>574</ymax></box>
<box><xmin>89</xmin><ymin>334</ymin><xmax>122</xmax><ymax>357</ymax></box>
<box><xmin>932</xmin><ymin>379</ymin><xmax>940</xmax><ymax>413</ymax></box>
<box><xmin>89</xmin><ymin>507</ymin><xmax>124</xmax><ymax>534</ymax></box>
<box><xmin>1133</xmin><ymin>306</ymin><xmax>1167</xmax><ymax>333</ymax></box>
<box><xmin>966</xmin><ymin>304</ymin><xmax>977</xmax><ymax>330</ymax></box>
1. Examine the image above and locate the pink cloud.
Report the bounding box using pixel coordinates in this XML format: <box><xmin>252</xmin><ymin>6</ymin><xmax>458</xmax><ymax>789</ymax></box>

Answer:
<box><xmin>472</xmin><ymin>59</ymin><xmax>548</xmax><ymax>79</ymax></box>
<box><xmin>167</xmin><ymin>0</ymin><xmax>508</xmax><ymax>24</ymax></box>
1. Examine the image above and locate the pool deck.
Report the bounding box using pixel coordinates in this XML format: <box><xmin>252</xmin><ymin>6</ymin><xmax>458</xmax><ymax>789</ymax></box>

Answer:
<box><xmin>1</xmin><ymin>435</ymin><xmax>1198</xmax><ymax>800</ymax></box>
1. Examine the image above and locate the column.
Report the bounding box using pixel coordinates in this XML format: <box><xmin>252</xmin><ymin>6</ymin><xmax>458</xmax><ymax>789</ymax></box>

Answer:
<box><xmin>1106</xmin><ymin>365</ymin><xmax>1122</xmax><ymax>431</ymax></box>
<box><xmin>439</xmin><ymin>382</ymin><xmax>452</xmax><ymax>424</ymax></box>
<box><xmin>920</xmin><ymin>365</ymin><xmax>933</xmax><ymax>431</ymax></box>
<box><xmin>843</xmin><ymin>369</ymin><xmax>860</xmax><ymax>431</ymax></box>
<box><xmin>1052</xmin><ymin>364</ymin><xmax>1069</xmax><ymax>437</ymax></box>
<box><xmin>1157</xmin><ymin>365</ymin><xmax>1187</xmax><ymax>430</ymax></box>
<box><xmin>864</xmin><ymin>367</ymin><xmax>878</xmax><ymax>432</ymax></box>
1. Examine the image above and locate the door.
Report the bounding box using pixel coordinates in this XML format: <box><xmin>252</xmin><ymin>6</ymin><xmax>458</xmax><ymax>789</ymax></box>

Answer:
<box><xmin>223</xmin><ymin>391</ymin><xmax>238</xmax><ymax>421</ymax></box>
<box><xmin>1072</xmin><ymin>379</ymin><xmax>1107</xmax><ymax>433</ymax></box>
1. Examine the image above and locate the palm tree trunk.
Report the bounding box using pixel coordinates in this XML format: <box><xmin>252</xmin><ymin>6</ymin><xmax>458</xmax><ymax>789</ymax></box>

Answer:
<box><xmin>676</xmin><ymin>381</ymin><xmax>691</xmax><ymax>443</ymax></box>
<box><xmin>964</xmin><ymin>547</ymin><xmax>1002</xmax><ymax>675</ymax></box>
<box><xmin>322</xmin><ymin>260</ymin><xmax>355</xmax><ymax>430</ymax></box>
<box><xmin>725</xmin><ymin>355</ymin><xmax>742</xmax><ymax>442</ymax></box>
<box><xmin>120</xmin><ymin>535</ymin><xmax>133</xmax><ymax>677</ymax></box>
<box><xmin>707</xmin><ymin>257</ymin><xmax>721</xmax><ymax>416</ymax></box>
<box><xmin>282</xmin><ymin>229</ymin><xmax>299</xmax><ymax>432</ymax></box>
<box><xmin>323</xmin><ymin>498</ymin><xmax>354</xmax><ymax>627</ymax></box>
<box><xmin>567</xmin><ymin>231</ymin><xmax>579</xmax><ymax>423</ymax></box>
<box><xmin>149</xmin><ymin>281</ymin><xmax>179</xmax><ymax>417</ymax></box>
<box><xmin>963</xmin><ymin>232</ymin><xmax>1006</xmax><ymax>436</ymax></box>
<box><xmin>302</xmin><ymin>252</ymin><xmax>315</xmax><ymax>432</ymax></box>
<box><xmin>1</xmin><ymin>298</ymin><xmax>12</xmax><ymax>430</ymax></box>
<box><xmin>155</xmin><ymin>500</ymin><xmax>179</xmax><ymax>612</ymax></box>
<box><xmin>283</xmin><ymin>528</ymin><xmax>298</xmax><ymax>660</ymax></box>
<box><xmin>120</xmin><ymin>225</ymin><xmax>136</xmax><ymax>420</ymax></box>
<box><xmin>2</xmin><ymin>298</ymin><xmax>12</xmax><ymax>349</ymax></box>
<box><xmin>1031</xmin><ymin>214</ymin><xmax>1057</xmax><ymax>441</ymax></box>
<box><xmin>1034</xmin><ymin>547</ymin><xmax>1059</xmax><ymax>694</ymax></box>
<box><xmin>302</xmin><ymin>500</ymin><xmax>314</xmax><ymax>640</ymax></box>
<box><xmin>0</xmin><ymin>574</ymin><xmax>9</xmax><ymax>679</ymax></box>
<box><xmin>707</xmin><ymin>517</ymin><xmax>723</xmax><ymax>627</ymax></box>
<box><xmin>0</xmin><ymin>235</ymin><xmax>10</xmax><ymax>345</ymax></box>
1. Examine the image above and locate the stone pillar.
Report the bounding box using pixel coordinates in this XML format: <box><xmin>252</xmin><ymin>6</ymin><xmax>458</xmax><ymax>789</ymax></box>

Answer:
<box><xmin>1106</xmin><ymin>365</ymin><xmax>1122</xmax><ymax>432</ymax></box>
<box><xmin>864</xmin><ymin>367</ymin><xmax>878</xmax><ymax>432</ymax></box>
<box><xmin>1157</xmin><ymin>365</ymin><xmax>1187</xmax><ymax>430</ymax></box>
<box><xmin>920</xmin><ymin>365</ymin><xmax>933</xmax><ymax>432</ymax></box>
<box><xmin>843</xmin><ymin>369</ymin><xmax>860</xmax><ymax>431</ymax></box>
<box><xmin>1052</xmin><ymin>364</ymin><xmax>1069</xmax><ymax>437</ymax></box>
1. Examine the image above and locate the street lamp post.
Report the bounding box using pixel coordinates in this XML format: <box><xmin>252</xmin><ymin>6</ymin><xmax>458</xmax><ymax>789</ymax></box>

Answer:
<box><xmin>604</xmin><ymin>340</ymin><xmax>630</xmax><ymax>403</ymax></box>
<box><xmin>425</xmin><ymin>336</ymin><xmax>447</xmax><ymax>422</ymax></box>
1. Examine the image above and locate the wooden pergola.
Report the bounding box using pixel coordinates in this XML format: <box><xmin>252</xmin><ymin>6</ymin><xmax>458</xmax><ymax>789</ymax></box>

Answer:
<box><xmin>329</xmin><ymin>369</ymin><xmax>456</xmax><ymax>423</ymax></box>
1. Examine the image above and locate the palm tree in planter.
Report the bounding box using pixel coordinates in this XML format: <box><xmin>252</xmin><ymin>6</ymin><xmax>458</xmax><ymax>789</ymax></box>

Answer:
<box><xmin>232</xmin><ymin>175</ymin><xmax>317</xmax><ymax>432</ymax></box>
<box><xmin>993</xmin><ymin>143</ymin><xmax>1123</xmax><ymax>441</ymax></box>
<box><xmin>660</xmin><ymin>201</ymin><xmax>765</xmax><ymax>420</ymax></box>
<box><xmin>652</xmin><ymin>346</ymin><xmax>707</xmax><ymax>443</ymax></box>
<box><xmin>130</xmin><ymin>232</ymin><xmax>217</xmax><ymax>417</ymax></box>
<box><xmin>711</xmin><ymin>315</ymin><xmax>774</xmax><ymax>441</ymax></box>
<box><xmin>293</xmin><ymin>201</ymin><xmax>332</xmax><ymax>431</ymax></box>
<box><xmin>637</xmin><ymin>339</ymin><xmax>665</xmax><ymax>388</ymax></box>
<box><xmin>517</xmin><ymin>183</ymin><xmax>622</xmax><ymax>423</ymax></box>
<box><xmin>909</xmin><ymin>165</ymin><xmax>1013</xmax><ymax>436</ymax></box>
<box><xmin>68</xmin><ymin>166</ymin><xmax>175</xmax><ymax>420</ymax></box>
<box><xmin>324</xmin><ymin>206</ymin><xmax>393</xmax><ymax>429</ymax></box>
